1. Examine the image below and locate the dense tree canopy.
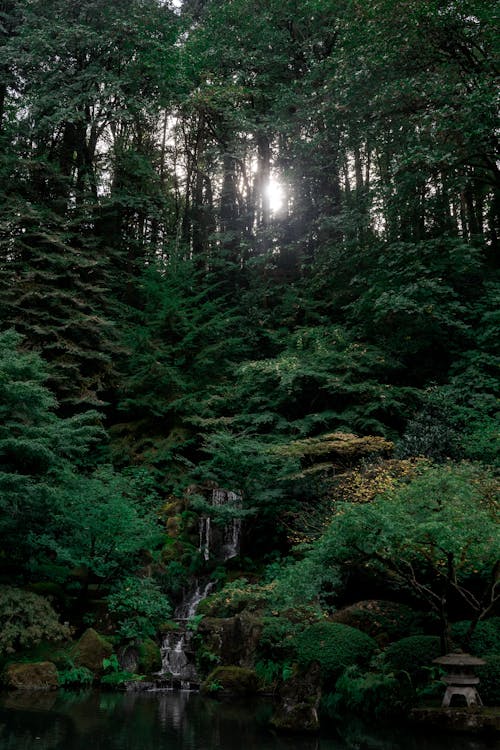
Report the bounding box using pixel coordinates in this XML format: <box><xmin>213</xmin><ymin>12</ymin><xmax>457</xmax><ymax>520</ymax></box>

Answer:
<box><xmin>0</xmin><ymin>0</ymin><xmax>497</xmax><ymax>665</ymax></box>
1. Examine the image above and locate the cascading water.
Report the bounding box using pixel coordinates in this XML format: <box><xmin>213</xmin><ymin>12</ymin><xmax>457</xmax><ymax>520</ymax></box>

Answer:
<box><xmin>160</xmin><ymin>580</ymin><xmax>216</xmax><ymax>688</ymax></box>
<box><xmin>199</xmin><ymin>516</ymin><xmax>211</xmax><ymax>562</ymax></box>
<box><xmin>198</xmin><ymin>489</ymin><xmax>242</xmax><ymax>562</ymax></box>
<box><xmin>174</xmin><ymin>580</ymin><xmax>215</xmax><ymax>621</ymax></box>
<box><xmin>159</xmin><ymin>487</ymin><xmax>242</xmax><ymax>691</ymax></box>
<box><xmin>222</xmin><ymin>518</ymin><xmax>242</xmax><ymax>560</ymax></box>
<box><xmin>160</xmin><ymin>631</ymin><xmax>198</xmax><ymax>686</ymax></box>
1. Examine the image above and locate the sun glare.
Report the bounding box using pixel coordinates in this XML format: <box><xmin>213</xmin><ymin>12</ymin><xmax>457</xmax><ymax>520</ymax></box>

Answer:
<box><xmin>265</xmin><ymin>178</ymin><xmax>285</xmax><ymax>213</ymax></box>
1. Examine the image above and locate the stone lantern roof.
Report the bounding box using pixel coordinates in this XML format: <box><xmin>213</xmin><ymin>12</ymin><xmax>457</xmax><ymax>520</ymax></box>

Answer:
<box><xmin>433</xmin><ymin>652</ymin><xmax>486</xmax><ymax>667</ymax></box>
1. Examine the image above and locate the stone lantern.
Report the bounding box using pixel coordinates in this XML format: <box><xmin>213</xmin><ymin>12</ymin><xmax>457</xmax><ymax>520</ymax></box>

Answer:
<box><xmin>433</xmin><ymin>652</ymin><xmax>486</xmax><ymax>708</ymax></box>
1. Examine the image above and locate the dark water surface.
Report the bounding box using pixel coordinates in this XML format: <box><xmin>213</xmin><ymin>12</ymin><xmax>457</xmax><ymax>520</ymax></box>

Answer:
<box><xmin>0</xmin><ymin>690</ymin><xmax>495</xmax><ymax>750</ymax></box>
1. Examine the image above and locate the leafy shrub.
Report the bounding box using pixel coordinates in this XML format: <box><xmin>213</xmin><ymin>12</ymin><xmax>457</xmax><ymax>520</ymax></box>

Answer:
<box><xmin>254</xmin><ymin>659</ymin><xmax>293</xmax><ymax>688</ymax></box>
<box><xmin>258</xmin><ymin>616</ymin><xmax>304</xmax><ymax>661</ymax></box>
<box><xmin>100</xmin><ymin>653</ymin><xmax>140</xmax><ymax>687</ymax></box>
<box><xmin>330</xmin><ymin>600</ymin><xmax>426</xmax><ymax>645</ymax></box>
<box><xmin>478</xmin><ymin>654</ymin><xmax>500</xmax><ymax>706</ymax></box>
<box><xmin>396</xmin><ymin>391</ymin><xmax>462</xmax><ymax>462</ymax></box>
<box><xmin>384</xmin><ymin>635</ymin><xmax>441</xmax><ymax>680</ymax></box>
<box><xmin>58</xmin><ymin>665</ymin><xmax>94</xmax><ymax>687</ymax></box>
<box><xmin>100</xmin><ymin>671</ymin><xmax>139</xmax><ymax>686</ymax></box>
<box><xmin>295</xmin><ymin>622</ymin><xmax>377</xmax><ymax>681</ymax></box>
<box><xmin>107</xmin><ymin>576</ymin><xmax>171</xmax><ymax>641</ymax></box>
<box><xmin>196</xmin><ymin>579</ymin><xmax>271</xmax><ymax>617</ymax></box>
<box><xmin>0</xmin><ymin>586</ymin><xmax>69</xmax><ymax>656</ymax></box>
<box><xmin>451</xmin><ymin>618</ymin><xmax>500</xmax><ymax>655</ymax></box>
<box><xmin>194</xmin><ymin>642</ymin><xmax>220</xmax><ymax>678</ymax></box>
<box><xmin>321</xmin><ymin>665</ymin><xmax>410</xmax><ymax>719</ymax></box>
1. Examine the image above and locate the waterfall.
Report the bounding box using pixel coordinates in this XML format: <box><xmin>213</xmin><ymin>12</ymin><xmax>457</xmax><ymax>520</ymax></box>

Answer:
<box><xmin>199</xmin><ymin>516</ymin><xmax>211</xmax><ymax>561</ymax></box>
<box><xmin>198</xmin><ymin>488</ymin><xmax>242</xmax><ymax>561</ymax></box>
<box><xmin>174</xmin><ymin>580</ymin><xmax>215</xmax><ymax>620</ymax></box>
<box><xmin>160</xmin><ymin>579</ymin><xmax>217</xmax><ymax>688</ymax></box>
<box><xmin>222</xmin><ymin>518</ymin><xmax>242</xmax><ymax>560</ymax></box>
<box><xmin>160</xmin><ymin>630</ymin><xmax>198</xmax><ymax>686</ymax></box>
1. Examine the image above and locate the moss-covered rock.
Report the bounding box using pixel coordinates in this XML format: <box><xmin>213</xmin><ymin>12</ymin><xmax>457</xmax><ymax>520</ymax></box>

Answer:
<box><xmin>138</xmin><ymin>638</ymin><xmax>162</xmax><ymax>674</ymax></box>
<box><xmin>161</xmin><ymin>540</ymin><xmax>185</xmax><ymax>564</ymax></box>
<box><xmin>73</xmin><ymin>628</ymin><xmax>113</xmax><ymax>675</ymax></box>
<box><xmin>270</xmin><ymin>663</ymin><xmax>321</xmax><ymax>733</ymax></box>
<box><xmin>201</xmin><ymin>666</ymin><xmax>258</xmax><ymax>696</ymax></box>
<box><xmin>4</xmin><ymin>661</ymin><xmax>58</xmax><ymax>690</ymax></box>
<box><xmin>166</xmin><ymin>516</ymin><xmax>181</xmax><ymax>537</ymax></box>
<box><xmin>117</xmin><ymin>645</ymin><xmax>139</xmax><ymax>674</ymax></box>
<box><xmin>197</xmin><ymin>613</ymin><xmax>263</xmax><ymax>672</ymax></box>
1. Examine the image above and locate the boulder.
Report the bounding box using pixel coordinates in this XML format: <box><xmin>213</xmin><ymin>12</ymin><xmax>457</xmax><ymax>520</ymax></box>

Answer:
<box><xmin>118</xmin><ymin>645</ymin><xmax>139</xmax><ymax>674</ymax></box>
<box><xmin>4</xmin><ymin>661</ymin><xmax>58</xmax><ymax>690</ymax></box>
<box><xmin>201</xmin><ymin>666</ymin><xmax>259</xmax><ymax>696</ymax></box>
<box><xmin>270</xmin><ymin>663</ymin><xmax>321</xmax><ymax>733</ymax></box>
<box><xmin>73</xmin><ymin>628</ymin><xmax>113</xmax><ymax>675</ymax></box>
<box><xmin>138</xmin><ymin>638</ymin><xmax>162</xmax><ymax>674</ymax></box>
<box><xmin>197</xmin><ymin>612</ymin><xmax>262</xmax><ymax>668</ymax></box>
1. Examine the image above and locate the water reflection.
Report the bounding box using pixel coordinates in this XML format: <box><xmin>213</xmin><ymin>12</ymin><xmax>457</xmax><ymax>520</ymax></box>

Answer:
<box><xmin>0</xmin><ymin>691</ymin><xmax>496</xmax><ymax>750</ymax></box>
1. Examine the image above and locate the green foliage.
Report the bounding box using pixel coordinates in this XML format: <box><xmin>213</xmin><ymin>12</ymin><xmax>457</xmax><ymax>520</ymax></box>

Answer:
<box><xmin>451</xmin><ymin>618</ymin><xmax>500</xmax><ymax>656</ymax></box>
<box><xmin>36</xmin><ymin>466</ymin><xmax>164</xmax><ymax>581</ymax></box>
<box><xmin>186</xmin><ymin>615</ymin><xmax>204</xmax><ymax>633</ymax></box>
<box><xmin>384</xmin><ymin>636</ymin><xmax>442</xmax><ymax>679</ymax></box>
<box><xmin>254</xmin><ymin>659</ymin><xmax>293</xmax><ymax>688</ymax></box>
<box><xmin>397</xmin><ymin>389</ymin><xmax>463</xmax><ymax>462</ymax></box>
<box><xmin>305</xmin><ymin>462</ymin><xmax>499</xmax><ymax>643</ymax></box>
<box><xmin>137</xmin><ymin>639</ymin><xmax>162</xmax><ymax>674</ymax></box>
<box><xmin>258</xmin><ymin>617</ymin><xmax>304</xmax><ymax>662</ymax></box>
<box><xmin>0</xmin><ymin>330</ymin><xmax>104</xmax><ymax>567</ymax></box>
<box><xmin>102</xmin><ymin>654</ymin><xmax>120</xmax><ymax>673</ymax></box>
<box><xmin>477</xmin><ymin>654</ymin><xmax>500</xmax><ymax>706</ymax></box>
<box><xmin>100</xmin><ymin>651</ymin><xmax>140</xmax><ymax>686</ymax></box>
<box><xmin>295</xmin><ymin>622</ymin><xmax>377</xmax><ymax>681</ymax></box>
<box><xmin>107</xmin><ymin>576</ymin><xmax>171</xmax><ymax>641</ymax></box>
<box><xmin>194</xmin><ymin>644</ymin><xmax>221</xmax><ymax>678</ymax></box>
<box><xmin>331</xmin><ymin>601</ymin><xmax>427</xmax><ymax>646</ymax></box>
<box><xmin>322</xmin><ymin>665</ymin><xmax>409</xmax><ymax>720</ymax></box>
<box><xmin>0</xmin><ymin>586</ymin><xmax>69</xmax><ymax>656</ymax></box>
<box><xmin>196</xmin><ymin>579</ymin><xmax>272</xmax><ymax>618</ymax></box>
<box><xmin>271</xmin><ymin>554</ymin><xmax>342</xmax><ymax>610</ymax></box>
<box><xmin>0</xmin><ymin>0</ymin><xmax>498</xmax><ymax>671</ymax></box>
<box><xmin>58</xmin><ymin>665</ymin><xmax>94</xmax><ymax>688</ymax></box>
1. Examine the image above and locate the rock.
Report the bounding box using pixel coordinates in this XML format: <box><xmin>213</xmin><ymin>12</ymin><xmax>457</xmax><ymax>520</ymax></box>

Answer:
<box><xmin>118</xmin><ymin>645</ymin><xmax>139</xmax><ymax>673</ymax></box>
<box><xmin>123</xmin><ymin>679</ymin><xmax>156</xmax><ymax>692</ymax></box>
<box><xmin>138</xmin><ymin>638</ymin><xmax>162</xmax><ymax>674</ymax></box>
<box><xmin>73</xmin><ymin>628</ymin><xmax>113</xmax><ymax>675</ymax></box>
<box><xmin>270</xmin><ymin>663</ymin><xmax>321</xmax><ymax>733</ymax></box>
<box><xmin>201</xmin><ymin>666</ymin><xmax>259</xmax><ymax>696</ymax></box>
<box><xmin>410</xmin><ymin>707</ymin><xmax>500</xmax><ymax>735</ymax></box>
<box><xmin>197</xmin><ymin>612</ymin><xmax>262</xmax><ymax>668</ymax></box>
<box><xmin>166</xmin><ymin>516</ymin><xmax>181</xmax><ymax>537</ymax></box>
<box><xmin>4</xmin><ymin>661</ymin><xmax>58</xmax><ymax>690</ymax></box>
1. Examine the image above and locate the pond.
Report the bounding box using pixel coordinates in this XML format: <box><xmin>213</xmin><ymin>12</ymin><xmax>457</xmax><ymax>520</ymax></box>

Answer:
<box><xmin>0</xmin><ymin>690</ymin><xmax>496</xmax><ymax>750</ymax></box>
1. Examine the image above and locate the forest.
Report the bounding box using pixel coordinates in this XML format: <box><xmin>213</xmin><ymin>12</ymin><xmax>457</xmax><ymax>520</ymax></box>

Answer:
<box><xmin>0</xmin><ymin>0</ymin><xmax>498</xmax><ymax>728</ymax></box>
